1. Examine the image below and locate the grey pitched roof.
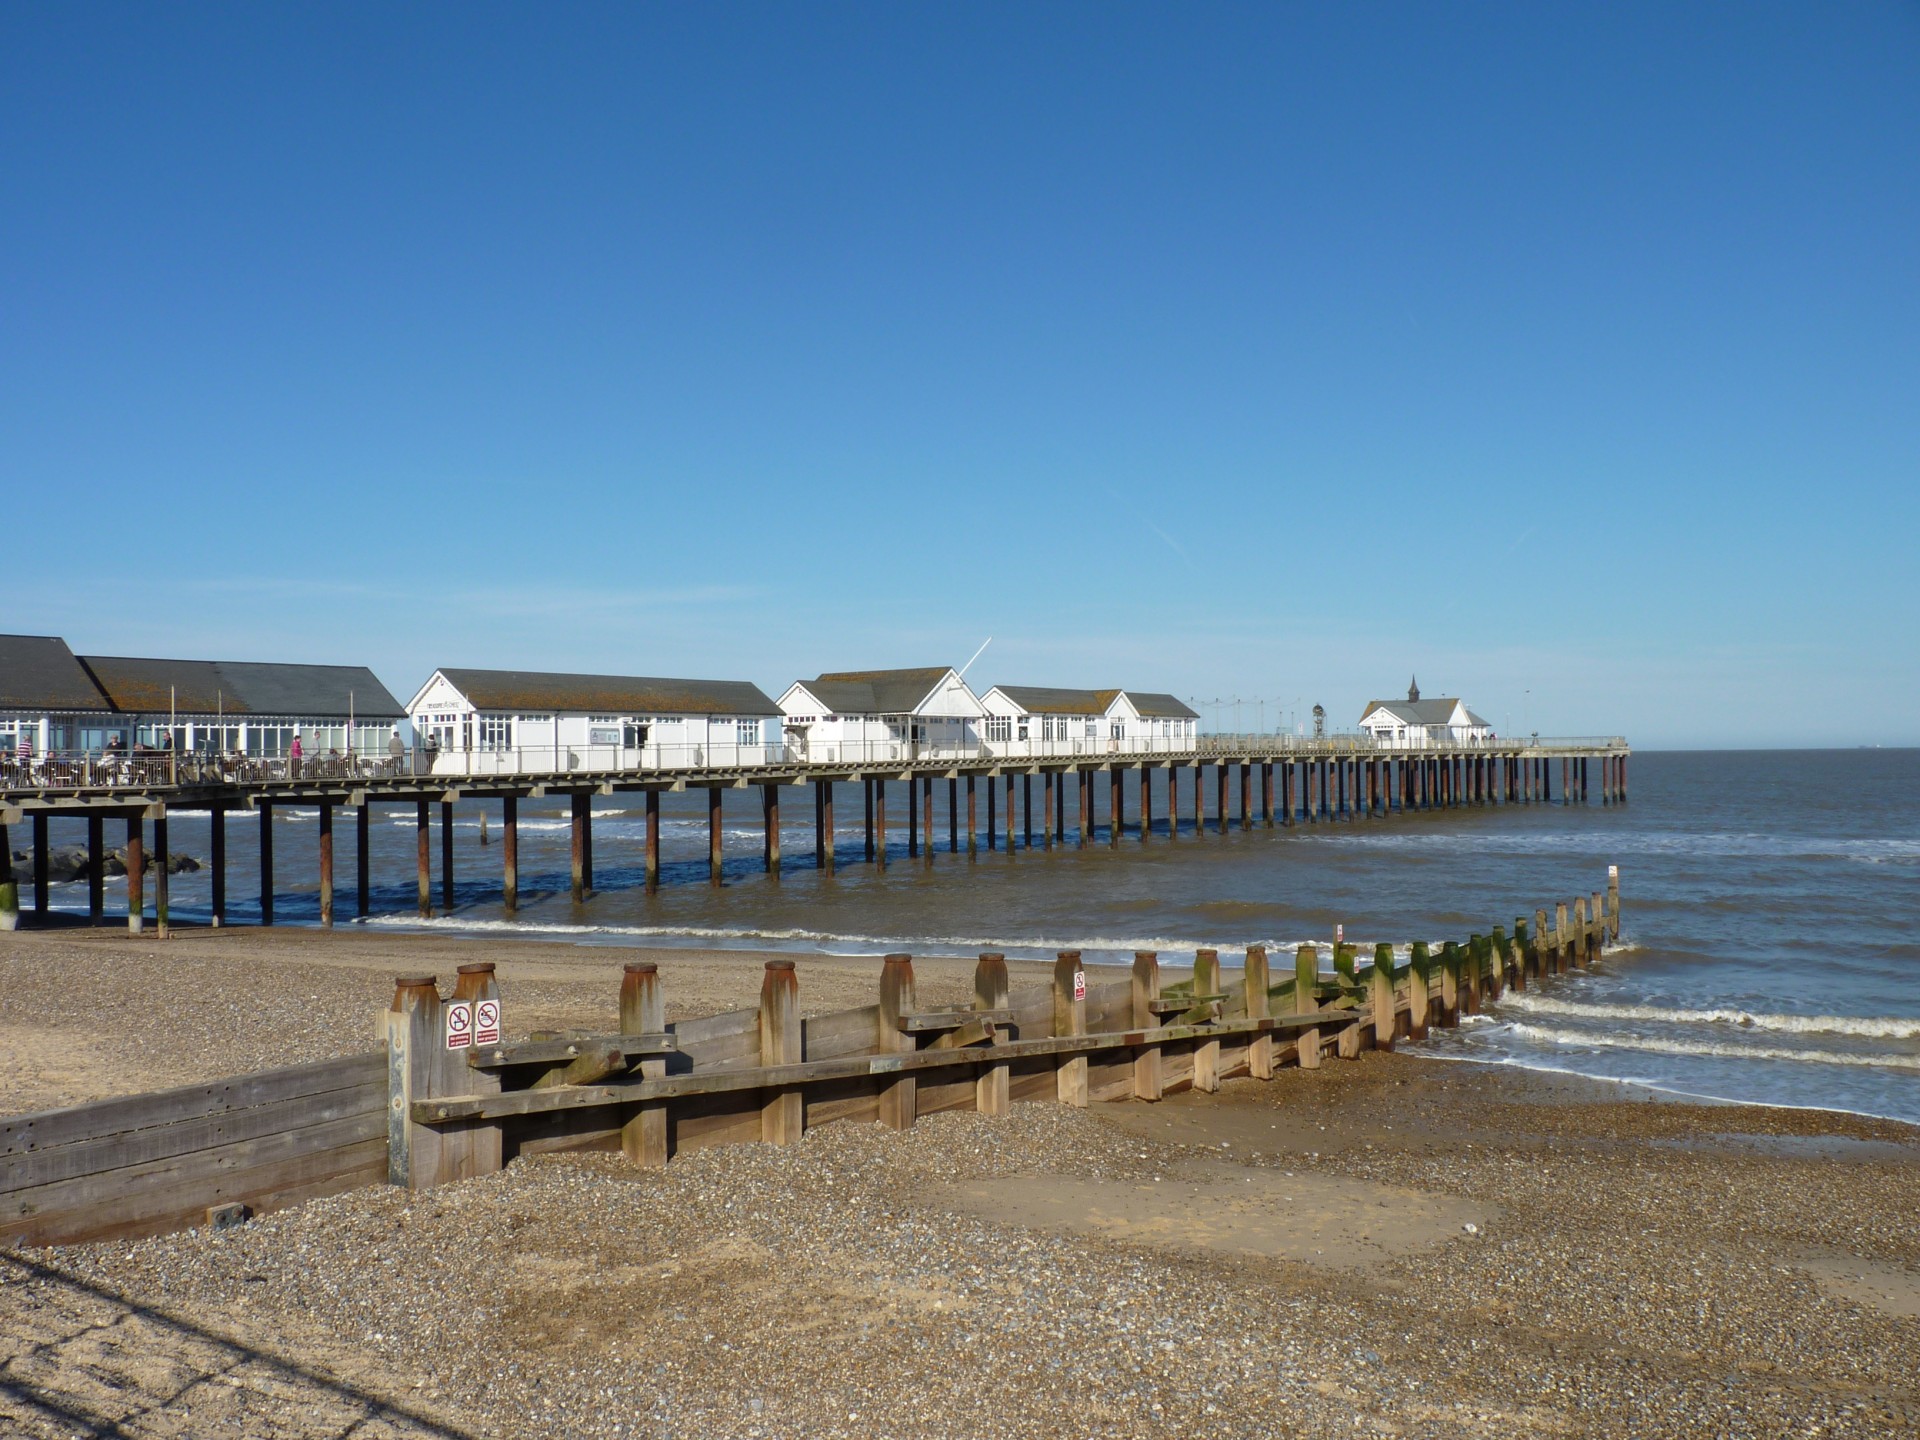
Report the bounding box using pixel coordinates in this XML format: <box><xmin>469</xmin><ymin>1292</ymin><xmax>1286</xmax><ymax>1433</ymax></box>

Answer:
<box><xmin>1125</xmin><ymin>691</ymin><xmax>1200</xmax><ymax>720</ymax></box>
<box><xmin>991</xmin><ymin>686</ymin><xmax>1120</xmax><ymax>716</ymax></box>
<box><xmin>0</xmin><ymin>635</ymin><xmax>113</xmax><ymax>711</ymax></box>
<box><xmin>436</xmin><ymin>669</ymin><xmax>777</xmax><ymax>716</ymax></box>
<box><xmin>1358</xmin><ymin>697</ymin><xmax>1467</xmax><ymax>727</ymax></box>
<box><xmin>801</xmin><ymin>667</ymin><xmax>953</xmax><ymax>715</ymax></box>
<box><xmin>81</xmin><ymin>655</ymin><xmax>404</xmax><ymax>718</ymax></box>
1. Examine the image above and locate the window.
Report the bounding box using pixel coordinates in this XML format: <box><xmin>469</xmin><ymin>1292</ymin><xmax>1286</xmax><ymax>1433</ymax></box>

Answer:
<box><xmin>1110</xmin><ymin>720</ymin><xmax>1125</xmax><ymax>740</ymax></box>
<box><xmin>737</xmin><ymin>718</ymin><xmax>763</xmax><ymax>746</ymax></box>
<box><xmin>1085</xmin><ymin>720</ymin><xmax>1098</xmax><ymax>739</ymax></box>
<box><xmin>1016</xmin><ymin>719</ymin><xmax>1029</xmax><ymax>741</ymax></box>
<box><xmin>985</xmin><ymin>716</ymin><xmax>1011</xmax><ymax>743</ymax></box>
<box><xmin>479</xmin><ymin>715</ymin><xmax>513</xmax><ymax>750</ymax></box>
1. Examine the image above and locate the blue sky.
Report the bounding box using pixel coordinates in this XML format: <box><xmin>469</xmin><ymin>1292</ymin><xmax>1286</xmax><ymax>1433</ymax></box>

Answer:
<box><xmin>4</xmin><ymin>4</ymin><xmax>1915</xmax><ymax>747</ymax></box>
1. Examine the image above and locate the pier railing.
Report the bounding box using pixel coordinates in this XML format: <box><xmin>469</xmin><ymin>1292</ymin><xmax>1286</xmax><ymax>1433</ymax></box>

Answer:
<box><xmin>0</xmin><ymin>732</ymin><xmax>1630</xmax><ymax>794</ymax></box>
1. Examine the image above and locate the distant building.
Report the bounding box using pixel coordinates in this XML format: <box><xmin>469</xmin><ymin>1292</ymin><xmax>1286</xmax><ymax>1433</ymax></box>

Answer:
<box><xmin>80</xmin><ymin>654</ymin><xmax>405</xmax><ymax>759</ymax></box>
<box><xmin>1357</xmin><ymin>677</ymin><xmax>1493</xmax><ymax>747</ymax></box>
<box><xmin>0</xmin><ymin>633</ymin><xmax>402</xmax><ymax>761</ymax></box>
<box><xmin>979</xmin><ymin>686</ymin><xmax>1198</xmax><ymax>756</ymax></box>
<box><xmin>405</xmin><ymin>668</ymin><xmax>782</xmax><ymax>775</ymax></box>
<box><xmin>778</xmin><ymin>667</ymin><xmax>986</xmax><ymax>763</ymax></box>
<box><xmin>0</xmin><ymin>635</ymin><xmax>115</xmax><ymax>760</ymax></box>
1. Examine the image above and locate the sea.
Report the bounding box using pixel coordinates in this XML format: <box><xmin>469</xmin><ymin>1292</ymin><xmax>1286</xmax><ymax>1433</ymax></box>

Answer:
<box><xmin>26</xmin><ymin>748</ymin><xmax>1920</xmax><ymax>1124</ymax></box>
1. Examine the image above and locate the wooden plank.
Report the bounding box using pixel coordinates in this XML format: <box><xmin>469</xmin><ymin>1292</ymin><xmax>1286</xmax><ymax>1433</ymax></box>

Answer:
<box><xmin>412</xmin><ymin>1015</ymin><xmax>1338</xmax><ymax>1122</ymax></box>
<box><xmin>2</xmin><ymin>1081</ymin><xmax>383</xmax><ymax>1195</ymax></box>
<box><xmin>1191</xmin><ymin>950</ymin><xmax>1221</xmax><ymax>1093</ymax></box>
<box><xmin>470</xmin><ymin>1032</ymin><xmax>673</xmax><ymax>1069</ymax></box>
<box><xmin>1053</xmin><ymin>953</ymin><xmax>1089</xmax><ymax>1107</ymax></box>
<box><xmin>0</xmin><ymin>1051</ymin><xmax>384</xmax><ymax>1159</ymax></box>
<box><xmin>620</xmin><ymin>962</ymin><xmax>669</xmax><ymax>1168</ymax></box>
<box><xmin>2</xmin><ymin>1111</ymin><xmax>384</xmax><ymax>1228</ymax></box>
<box><xmin>802</xmin><ymin>1005</ymin><xmax>884</xmax><ymax>1061</ymax></box>
<box><xmin>1</xmin><ymin>1138</ymin><xmax>388</xmax><ymax>1249</ymax></box>
<box><xmin>1131</xmin><ymin>951</ymin><xmax>1162</xmax><ymax>1101</ymax></box>
<box><xmin>877</xmin><ymin>955</ymin><xmax>917</xmax><ymax>1129</ymax></box>
<box><xmin>1244</xmin><ymin>945</ymin><xmax>1273</xmax><ymax>1080</ymax></box>
<box><xmin>760</xmin><ymin>962</ymin><xmax>803</xmax><ymax>1144</ymax></box>
<box><xmin>898</xmin><ymin>1009</ymin><xmax>1016</xmax><ymax>1033</ymax></box>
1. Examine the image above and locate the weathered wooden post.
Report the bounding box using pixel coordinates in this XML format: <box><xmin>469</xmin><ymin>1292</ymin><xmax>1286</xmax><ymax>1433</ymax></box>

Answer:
<box><xmin>874</xmin><ymin>778</ymin><xmax>887</xmax><ymax>869</ymax></box>
<box><xmin>87</xmin><ymin>812</ymin><xmax>104</xmax><ymax>922</ymax></box>
<box><xmin>924</xmin><ymin>775</ymin><xmax>937</xmax><ymax>859</ymax></box>
<box><xmin>1487</xmin><ymin>927</ymin><xmax>1508</xmax><ymax>1002</ymax></box>
<box><xmin>568</xmin><ymin>794</ymin><xmax>586</xmax><ymax>901</ymax></box>
<box><xmin>1239</xmin><ymin>762</ymin><xmax>1251</xmax><ymax>831</ymax></box>
<box><xmin>1053</xmin><ymin>950</ymin><xmax>1089</xmax><ymax>1107</ymax></box>
<box><xmin>1108</xmin><ymin>767</ymin><xmax>1121</xmax><ymax>846</ymax></box>
<box><xmin>31</xmin><ymin>812</ymin><xmax>48</xmax><ymax>917</ymax></box>
<box><xmin>1192</xmin><ymin>948</ymin><xmax>1222</xmax><ymax>1092</ymax></box>
<box><xmin>355</xmin><ymin>803</ymin><xmax>370</xmax><ymax>920</ymax></box>
<box><xmin>384</xmin><ymin>975</ymin><xmax>446</xmax><ymax>1190</ymax></box>
<box><xmin>1510</xmin><ymin>919</ymin><xmax>1529</xmax><ymax>991</ymax></box>
<box><xmin>1462</xmin><ymin>934</ymin><xmax>1484</xmax><ymax>1014</ymax></box>
<box><xmin>0</xmin><ymin>824</ymin><xmax>16</xmax><ymax>931</ymax></box>
<box><xmin>760</xmin><ymin>960</ymin><xmax>803</xmax><ymax>1144</ymax></box>
<box><xmin>969</xmin><ymin>775</ymin><xmax>980</xmax><ymax>856</ymax></box>
<box><xmin>1333</xmin><ymin>943</ymin><xmax>1361</xmax><ymax>1057</ymax></box>
<box><xmin>1216</xmin><ymin>764</ymin><xmax>1229</xmax><ymax>835</ymax></box>
<box><xmin>441</xmin><ymin>800</ymin><xmax>456</xmax><ymax>912</ymax></box>
<box><xmin>1573</xmin><ymin>897</ymin><xmax>1590</xmax><ymax>968</ymax></box>
<box><xmin>1131</xmin><ymin>950</ymin><xmax>1163</xmax><ymax>1100</ymax></box>
<box><xmin>878</xmin><ymin>954</ymin><xmax>918</xmax><ymax>1129</ymax></box>
<box><xmin>1408</xmin><ymin>941</ymin><xmax>1431</xmax><ymax>1039</ymax></box>
<box><xmin>1043</xmin><ymin>771</ymin><xmax>1056</xmax><ymax>849</ymax></box>
<box><xmin>124</xmin><ymin>813</ymin><xmax>144</xmax><ymax>934</ymax></box>
<box><xmin>907</xmin><ymin>774</ymin><xmax>919</xmax><ymax>858</ymax></box>
<box><xmin>1294</xmin><ymin>943</ymin><xmax>1321</xmax><ymax>1069</ymax></box>
<box><xmin>1245</xmin><ymin>944</ymin><xmax>1273</xmax><ymax>1079</ymax></box>
<box><xmin>1023</xmin><ymin>773</ymin><xmax>1033</xmax><ymax>848</ymax></box>
<box><xmin>1533</xmin><ymin>908</ymin><xmax>1550</xmax><ymax>979</ymax></box>
<box><xmin>822</xmin><ymin>781</ymin><xmax>837</xmax><ymax>875</ymax></box>
<box><xmin>1556</xmin><ymin>902</ymin><xmax>1572</xmax><ymax>973</ymax></box>
<box><xmin>413</xmin><ymin>800</ymin><xmax>430</xmax><ymax>919</ymax></box>
<box><xmin>449</xmin><ymin>963</ymin><xmax>502</xmax><ymax>1179</ymax></box>
<box><xmin>1261</xmin><ymin>762</ymin><xmax>1274</xmax><ymax>827</ymax></box>
<box><xmin>1193</xmin><ymin>763</ymin><xmax>1205</xmax><ymax>832</ymax></box>
<box><xmin>621</xmin><ymin>962</ymin><xmax>668</xmax><ymax>1166</ymax></box>
<box><xmin>1438</xmin><ymin>941</ymin><xmax>1460</xmax><ymax>1025</ymax></box>
<box><xmin>707</xmin><ymin>787</ymin><xmax>724</xmax><ymax>887</ymax></box>
<box><xmin>1371</xmin><ymin>943</ymin><xmax>1395</xmax><ymax>1050</ymax></box>
<box><xmin>317</xmin><ymin>802</ymin><xmax>333</xmax><ymax>930</ymax></box>
<box><xmin>763</xmin><ymin>784</ymin><xmax>782</xmax><ymax>875</ymax></box>
<box><xmin>975</xmin><ymin>952</ymin><xmax>1011</xmax><ymax>1116</ymax></box>
<box><xmin>1608</xmin><ymin>865</ymin><xmax>1621</xmax><ymax>940</ymax></box>
<box><xmin>1072</xmin><ymin>771</ymin><xmax>1084</xmax><ymax>850</ymax></box>
<box><xmin>256</xmin><ymin>799</ymin><xmax>275</xmax><ymax>926</ymax></box>
<box><xmin>986</xmin><ymin>772</ymin><xmax>997</xmax><ymax>851</ymax></box>
<box><xmin>949</xmin><ymin>777</ymin><xmax>960</xmax><ymax>853</ymax></box>
<box><xmin>151</xmin><ymin>811</ymin><xmax>169</xmax><ymax>939</ymax></box>
<box><xmin>863</xmin><ymin>778</ymin><xmax>875</xmax><ymax>861</ymax></box>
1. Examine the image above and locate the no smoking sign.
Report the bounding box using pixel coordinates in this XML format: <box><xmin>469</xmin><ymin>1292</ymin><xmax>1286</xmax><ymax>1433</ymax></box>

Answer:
<box><xmin>475</xmin><ymin>999</ymin><xmax>501</xmax><ymax>1045</ymax></box>
<box><xmin>444</xmin><ymin>1001</ymin><xmax>474</xmax><ymax>1050</ymax></box>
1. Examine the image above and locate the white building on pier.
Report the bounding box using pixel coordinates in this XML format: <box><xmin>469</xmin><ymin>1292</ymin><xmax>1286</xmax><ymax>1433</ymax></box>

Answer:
<box><xmin>978</xmin><ymin>686</ymin><xmax>1199</xmax><ymax>757</ymax></box>
<box><xmin>1357</xmin><ymin>678</ymin><xmax>1493</xmax><ymax>747</ymax></box>
<box><xmin>778</xmin><ymin>667</ymin><xmax>986</xmax><ymax>763</ymax></box>
<box><xmin>405</xmin><ymin>668</ymin><xmax>782</xmax><ymax>775</ymax></box>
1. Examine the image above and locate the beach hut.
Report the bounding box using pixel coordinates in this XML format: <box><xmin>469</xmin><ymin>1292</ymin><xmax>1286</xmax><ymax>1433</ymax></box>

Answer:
<box><xmin>1357</xmin><ymin>678</ymin><xmax>1493</xmax><ymax>746</ymax></box>
<box><xmin>778</xmin><ymin>667</ymin><xmax>986</xmax><ymax>763</ymax></box>
<box><xmin>404</xmin><ymin>668</ymin><xmax>782</xmax><ymax>775</ymax></box>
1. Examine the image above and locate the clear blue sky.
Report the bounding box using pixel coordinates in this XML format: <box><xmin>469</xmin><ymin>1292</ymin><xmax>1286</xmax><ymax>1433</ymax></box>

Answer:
<box><xmin>4</xmin><ymin>4</ymin><xmax>1914</xmax><ymax>747</ymax></box>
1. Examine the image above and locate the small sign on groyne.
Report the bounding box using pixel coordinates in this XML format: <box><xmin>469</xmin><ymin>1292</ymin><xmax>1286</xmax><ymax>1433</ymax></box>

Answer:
<box><xmin>1</xmin><ymin>873</ymin><xmax>1620</xmax><ymax>1247</ymax></box>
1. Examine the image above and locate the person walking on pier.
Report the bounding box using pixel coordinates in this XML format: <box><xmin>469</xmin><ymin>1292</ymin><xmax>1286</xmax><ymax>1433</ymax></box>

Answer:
<box><xmin>388</xmin><ymin>727</ymin><xmax>405</xmax><ymax>777</ymax></box>
<box><xmin>289</xmin><ymin>733</ymin><xmax>303</xmax><ymax>781</ymax></box>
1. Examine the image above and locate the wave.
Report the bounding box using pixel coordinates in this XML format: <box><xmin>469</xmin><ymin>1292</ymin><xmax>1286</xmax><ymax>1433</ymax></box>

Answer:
<box><xmin>1504</xmin><ymin>1022</ymin><xmax>1920</xmax><ymax>1071</ymax></box>
<box><xmin>355</xmin><ymin>913</ymin><xmax>1398</xmax><ymax>965</ymax></box>
<box><xmin>1501</xmin><ymin>993</ymin><xmax>1920</xmax><ymax>1039</ymax></box>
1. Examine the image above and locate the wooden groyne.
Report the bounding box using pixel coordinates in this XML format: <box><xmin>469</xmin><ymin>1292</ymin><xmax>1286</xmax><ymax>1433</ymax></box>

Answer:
<box><xmin>1</xmin><ymin>872</ymin><xmax>1621</xmax><ymax>1246</ymax></box>
<box><xmin>0</xmin><ymin>738</ymin><xmax>1628</xmax><ymax>931</ymax></box>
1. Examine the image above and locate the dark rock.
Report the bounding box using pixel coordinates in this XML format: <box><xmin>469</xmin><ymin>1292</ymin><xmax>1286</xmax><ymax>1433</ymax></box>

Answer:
<box><xmin>102</xmin><ymin>848</ymin><xmax>201</xmax><ymax>876</ymax></box>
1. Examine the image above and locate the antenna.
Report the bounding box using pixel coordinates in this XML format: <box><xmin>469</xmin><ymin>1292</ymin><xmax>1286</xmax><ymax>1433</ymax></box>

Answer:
<box><xmin>957</xmin><ymin>636</ymin><xmax>993</xmax><ymax>680</ymax></box>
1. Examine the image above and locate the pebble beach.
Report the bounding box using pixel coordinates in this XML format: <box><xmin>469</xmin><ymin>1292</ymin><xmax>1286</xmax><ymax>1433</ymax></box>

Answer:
<box><xmin>3</xmin><ymin>926</ymin><xmax>1919</xmax><ymax>1438</ymax></box>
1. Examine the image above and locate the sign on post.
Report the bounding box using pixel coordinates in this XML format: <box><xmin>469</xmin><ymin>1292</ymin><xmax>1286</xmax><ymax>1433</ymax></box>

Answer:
<box><xmin>445</xmin><ymin>1001</ymin><xmax>474</xmax><ymax>1050</ymax></box>
<box><xmin>1335</xmin><ymin>923</ymin><xmax>1344</xmax><ymax>944</ymax></box>
<box><xmin>475</xmin><ymin>998</ymin><xmax>500</xmax><ymax>1045</ymax></box>
<box><xmin>1072</xmin><ymin>969</ymin><xmax>1086</xmax><ymax>1002</ymax></box>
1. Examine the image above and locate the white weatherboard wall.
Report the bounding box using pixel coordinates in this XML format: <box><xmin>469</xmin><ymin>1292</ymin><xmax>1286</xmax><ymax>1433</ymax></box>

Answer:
<box><xmin>779</xmin><ymin>670</ymin><xmax>986</xmax><ymax>764</ymax></box>
<box><xmin>407</xmin><ymin>671</ymin><xmax>780</xmax><ymax>776</ymax></box>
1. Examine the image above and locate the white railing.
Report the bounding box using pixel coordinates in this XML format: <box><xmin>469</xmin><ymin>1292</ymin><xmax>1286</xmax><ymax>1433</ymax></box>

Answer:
<box><xmin>1</xmin><ymin>732</ymin><xmax>1629</xmax><ymax>793</ymax></box>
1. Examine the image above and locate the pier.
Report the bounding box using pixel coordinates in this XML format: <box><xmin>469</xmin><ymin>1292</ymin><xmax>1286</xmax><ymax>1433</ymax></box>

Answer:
<box><xmin>0</xmin><ymin>736</ymin><xmax>1630</xmax><ymax>932</ymax></box>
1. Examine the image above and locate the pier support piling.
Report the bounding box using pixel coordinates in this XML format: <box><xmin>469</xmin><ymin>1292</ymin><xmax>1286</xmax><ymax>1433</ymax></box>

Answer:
<box><xmin>125</xmin><ymin>814</ymin><xmax>143</xmax><ymax>934</ymax></box>
<box><xmin>210</xmin><ymin>806</ymin><xmax>226</xmax><ymax>926</ymax></box>
<box><xmin>441</xmin><ymin>801</ymin><xmax>456</xmax><ymax>912</ymax></box>
<box><xmin>259</xmin><ymin>802</ymin><xmax>275</xmax><ymax>926</ymax></box>
<box><xmin>88</xmin><ymin>814</ymin><xmax>104</xmax><ymax>923</ymax></box>
<box><xmin>502</xmin><ymin>797</ymin><xmax>518</xmax><ymax>912</ymax></box>
<box><xmin>317</xmin><ymin>802</ymin><xmax>333</xmax><ymax>930</ymax></box>
<box><xmin>708</xmin><ymin>788</ymin><xmax>724</xmax><ymax>886</ymax></box>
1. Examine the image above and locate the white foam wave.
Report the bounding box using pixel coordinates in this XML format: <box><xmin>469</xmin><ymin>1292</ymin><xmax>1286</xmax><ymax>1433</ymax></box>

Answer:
<box><xmin>1502</xmin><ymin>993</ymin><xmax>1920</xmax><ymax>1039</ymax></box>
<box><xmin>356</xmin><ymin>913</ymin><xmax>1373</xmax><ymax>964</ymax></box>
<box><xmin>1505</xmin><ymin>1023</ymin><xmax>1920</xmax><ymax>1071</ymax></box>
